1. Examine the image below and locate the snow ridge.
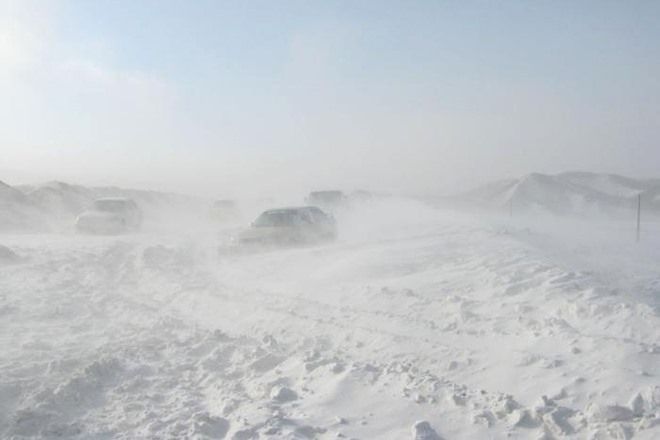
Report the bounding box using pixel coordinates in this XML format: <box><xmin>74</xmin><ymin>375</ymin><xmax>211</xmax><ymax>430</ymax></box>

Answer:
<box><xmin>455</xmin><ymin>172</ymin><xmax>660</xmax><ymax>217</ymax></box>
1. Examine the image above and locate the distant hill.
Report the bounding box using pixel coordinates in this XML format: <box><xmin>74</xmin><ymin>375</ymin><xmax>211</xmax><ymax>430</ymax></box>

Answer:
<box><xmin>0</xmin><ymin>180</ymin><xmax>47</xmax><ymax>231</ymax></box>
<box><xmin>0</xmin><ymin>180</ymin><xmax>207</xmax><ymax>232</ymax></box>
<box><xmin>451</xmin><ymin>172</ymin><xmax>660</xmax><ymax>217</ymax></box>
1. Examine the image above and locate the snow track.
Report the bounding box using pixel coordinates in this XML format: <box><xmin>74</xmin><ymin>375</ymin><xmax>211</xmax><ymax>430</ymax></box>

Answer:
<box><xmin>1</xmin><ymin>206</ymin><xmax>659</xmax><ymax>439</ymax></box>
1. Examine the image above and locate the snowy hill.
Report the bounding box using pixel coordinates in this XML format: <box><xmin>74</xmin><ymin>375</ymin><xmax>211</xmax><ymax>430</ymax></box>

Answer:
<box><xmin>0</xmin><ymin>180</ymin><xmax>48</xmax><ymax>231</ymax></box>
<box><xmin>0</xmin><ymin>180</ymin><xmax>207</xmax><ymax>231</ymax></box>
<box><xmin>456</xmin><ymin>172</ymin><xmax>660</xmax><ymax>217</ymax></box>
<box><xmin>19</xmin><ymin>181</ymin><xmax>97</xmax><ymax>228</ymax></box>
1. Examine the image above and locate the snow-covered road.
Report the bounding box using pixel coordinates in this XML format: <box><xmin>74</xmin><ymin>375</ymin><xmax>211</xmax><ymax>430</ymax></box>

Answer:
<box><xmin>1</xmin><ymin>202</ymin><xmax>659</xmax><ymax>439</ymax></box>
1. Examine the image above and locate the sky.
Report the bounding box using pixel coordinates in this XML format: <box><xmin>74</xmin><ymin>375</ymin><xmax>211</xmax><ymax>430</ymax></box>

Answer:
<box><xmin>1</xmin><ymin>0</ymin><xmax>660</xmax><ymax>197</ymax></box>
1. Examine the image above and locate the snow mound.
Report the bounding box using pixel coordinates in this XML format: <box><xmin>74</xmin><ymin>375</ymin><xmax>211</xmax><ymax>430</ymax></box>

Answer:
<box><xmin>0</xmin><ymin>245</ymin><xmax>20</xmax><ymax>264</ymax></box>
<box><xmin>412</xmin><ymin>420</ymin><xmax>442</xmax><ymax>440</ymax></box>
<box><xmin>22</xmin><ymin>181</ymin><xmax>95</xmax><ymax>227</ymax></box>
<box><xmin>270</xmin><ymin>385</ymin><xmax>298</xmax><ymax>403</ymax></box>
<box><xmin>454</xmin><ymin>172</ymin><xmax>660</xmax><ymax>217</ymax></box>
<box><xmin>0</xmin><ymin>180</ymin><xmax>47</xmax><ymax>231</ymax></box>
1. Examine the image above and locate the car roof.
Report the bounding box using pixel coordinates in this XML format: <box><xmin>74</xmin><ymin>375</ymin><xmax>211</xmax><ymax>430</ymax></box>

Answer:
<box><xmin>263</xmin><ymin>206</ymin><xmax>307</xmax><ymax>213</ymax></box>
<box><xmin>309</xmin><ymin>190</ymin><xmax>343</xmax><ymax>196</ymax></box>
<box><xmin>95</xmin><ymin>197</ymin><xmax>134</xmax><ymax>202</ymax></box>
<box><xmin>262</xmin><ymin>206</ymin><xmax>325</xmax><ymax>214</ymax></box>
<box><xmin>301</xmin><ymin>206</ymin><xmax>325</xmax><ymax>213</ymax></box>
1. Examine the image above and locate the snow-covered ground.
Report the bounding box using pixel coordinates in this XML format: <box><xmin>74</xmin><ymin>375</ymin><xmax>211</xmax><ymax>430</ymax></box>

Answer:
<box><xmin>1</xmin><ymin>199</ymin><xmax>659</xmax><ymax>439</ymax></box>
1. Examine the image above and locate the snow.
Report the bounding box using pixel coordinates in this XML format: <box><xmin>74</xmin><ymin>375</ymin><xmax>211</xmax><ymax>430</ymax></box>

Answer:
<box><xmin>454</xmin><ymin>172</ymin><xmax>660</xmax><ymax>218</ymax></box>
<box><xmin>0</xmin><ymin>244</ymin><xmax>21</xmax><ymax>264</ymax></box>
<box><xmin>561</xmin><ymin>173</ymin><xmax>641</xmax><ymax>198</ymax></box>
<box><xmin>0</xmin><ymin>194</ymin><xmax>659</xmax><ymax>439</ymax></box>
<box><xmin>412</xmin><ymin>421</ymin><xmax>442</xmax><ymax>439</ymax></box>
<box><xmin>0</xmin><ymin>180</ymin><xmax>208</xmax><ymax>233</ymax></box>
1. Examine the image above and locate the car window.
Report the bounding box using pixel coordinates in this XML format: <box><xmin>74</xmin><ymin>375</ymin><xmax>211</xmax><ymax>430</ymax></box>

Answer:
<box><xmin>305</xmin><ymin>208</ymin><xmax>326</xmax><ymax>222</ymax></box>
<box><xmin>254</xmin><ymin>211</ymin><xmax>305</xmax><ymax>227</ymax></box>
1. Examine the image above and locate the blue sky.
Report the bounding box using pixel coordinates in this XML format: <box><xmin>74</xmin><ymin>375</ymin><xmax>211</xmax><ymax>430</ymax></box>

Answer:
<box><xmin>2</xmin><ymin>0</ymin><xmax>660</xmax><ymax>196</ymax></box>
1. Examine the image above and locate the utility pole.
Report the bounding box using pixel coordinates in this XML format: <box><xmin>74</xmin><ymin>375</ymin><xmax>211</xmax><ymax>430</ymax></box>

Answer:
<box><xmin>636</xmin><ymin>193</ymin><xmax>641</xmax><ymax>243</ymax></box>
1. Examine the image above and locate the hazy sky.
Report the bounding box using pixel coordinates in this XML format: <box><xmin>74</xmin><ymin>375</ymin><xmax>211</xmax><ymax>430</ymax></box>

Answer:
<box><xmin>2</xmin><ymin>0</ymin><xmax>660</xmax><ymax>197</ymax></box>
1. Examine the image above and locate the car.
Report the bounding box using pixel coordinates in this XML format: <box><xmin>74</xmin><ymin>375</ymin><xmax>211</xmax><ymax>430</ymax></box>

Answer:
<box><xmin>305</xmin><ymin>190</ymin><xmax>347</xmax><ymax>212</ymax></box>
<box><xmin>75</xmin><ymin>197</ymin><xmax>142</xmax><ymax>234</ymax></box>
<box><xmin>210</xmin><ymin>199</ymin><xmax>240</xmax><ymax>223</ymax></box>
<box><xmin>349</xmin><ymin>189</ymin><xmax>374</xmax><ymax>203</ymax></box>
<box><xmin>238</xmin><ymin>206</ymin><xmax>336</xmax><ymax>246</ymax></box>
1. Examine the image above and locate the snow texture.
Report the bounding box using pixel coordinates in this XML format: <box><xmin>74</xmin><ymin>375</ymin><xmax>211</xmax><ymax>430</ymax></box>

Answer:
<box><xmin>449</xmin><ymin>171</ymin><xmax>660</xmax><ymax>218</ymax></box>
<box><xmin>0</xmin><ymin>178</ymin><xmax>659</xmax><ymax>439</ymax></box>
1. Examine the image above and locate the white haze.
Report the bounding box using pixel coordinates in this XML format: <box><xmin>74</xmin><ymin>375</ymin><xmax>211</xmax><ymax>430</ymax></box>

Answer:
<box><xmin>2</xmin><ymin>1</ymin><xmax>660</xmax><ymax>198</ymax></box>
<box><xmin>1</xmin><ymin>1</ymin><xmax>660</xmax><ymax>439</ymax></box>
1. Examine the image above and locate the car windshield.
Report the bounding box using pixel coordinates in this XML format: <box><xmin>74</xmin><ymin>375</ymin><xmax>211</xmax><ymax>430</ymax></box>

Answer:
<box><xmin>303</xmin><ymin>207</ymin><xmax>327</xmax><ymax>221</ymax></box>
<box><xmin>94</xmin><ymin>200</ymin><xmax>130</xmax><ymax>212</ymax></box>
<box><xmin>254</xmin><ymin>211</ymin><xmax>305</xmax><ymax>227</ymax></box>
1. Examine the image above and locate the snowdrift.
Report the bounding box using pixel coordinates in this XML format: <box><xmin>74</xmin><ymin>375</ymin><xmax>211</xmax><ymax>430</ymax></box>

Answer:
<box><xmin>451</xmin><ymin>172</ymin><xmax>660</xmax><ymax>218</ymax></box>
<box><xmin>0</xmin><ymin>181</ymin><xmax>48</xmax><ymax>231</ymax></box>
